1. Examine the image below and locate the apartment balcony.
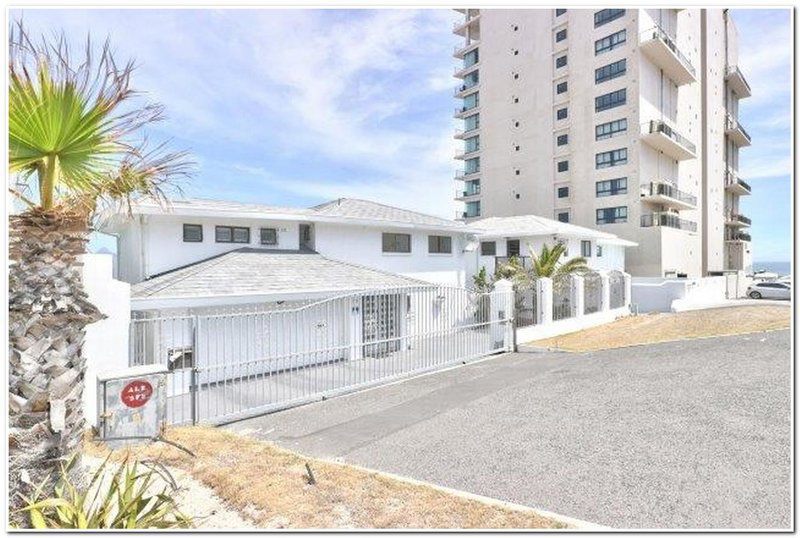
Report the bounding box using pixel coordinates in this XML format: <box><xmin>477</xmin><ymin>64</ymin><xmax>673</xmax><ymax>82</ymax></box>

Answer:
<box><xmin>725</xmin><ymin>114</ymin><xmax>752</xmax><ymax>147</ymax></box>
<box><xmin>454</xmin><ymin>169</ymin><xmax>480</xmax><ymax>181</ymax></box>
<box><xmin>639</xmin><ymin>25</ymin><xmax>697</xmax><ymax>86</ymax></box>
<box><xmin>640</xmin><ymin>181</ymin><xmax>697</xmax><ymax>210</ymax></box>
<box><xmin>454</xmin><ymin>184</ymin><xmax>481</xmax><ymax>200</ymax></box>
<box><xmin>725</xmin><ymin>169</ymin><xmax>752</xmax><ymax>195</ymax></box>
<box><xmin>453</xmin><ymin>40</ymin><xmax>479</xmax><ymax>59</ymax></box>
<box><xmin>454</xmin><ymin>147</ymin><xmax>479</xmax><ymax>160</ymax></box>
<box><xmin>454</xmin><ymin>104</ymin><xmax>480</xmax><ymax>119</ymax></box>
<box><xmin>725</xmin><ymin>65</ymin><xmax>752</xmax><ymax>98</ymax></box>
<box><xmin>726</xmin><ymin>231</ymin><xmax>752</xmax><ymax>243</ymax></box>
<box><xmin>453</xmin><ymin>13</ymin><xmax>480</xmax><ymax>37</ymax></box>
<box><xmin>725</xmin><ymin>212</ymin><xmax>752</xmax><ymax>227</ymax></box>
<box><xmin>453</xmin><ymin>126</ymin><xmax>479</xmax><ymax>140</ymax></box>
<box><xmin>453</xmin><ymin>62</ymin><xmax>479</xmax><ymax>79</ymax></box>
<box><xmin>641</xmin><ymin>212</ymin><xmax>698</xmax><ymax>232</ymax></box>
<box><xmin>457</xmin><ymin>209</ymin><xmax>482</xmax><ymax>220</ymax></box>
<box><xmin>641</xmin><ymin>120</ymin><xmax>697</xmax><ymax>161</ymax></box>
<box><xmin>453</xmin><ymin>82</ymin><xmax>479</xmax><ymax>98</ymax></box>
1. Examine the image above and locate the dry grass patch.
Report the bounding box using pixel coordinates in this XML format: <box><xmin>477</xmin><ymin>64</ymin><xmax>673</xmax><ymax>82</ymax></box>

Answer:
<box><xmin>528</xmin><ymin>305</ymin><xmax>790</xmax><ymax>352</ymax></box>
<box><xmin>85</xmin><ymin>427</ymin><xmax>565</xmax><ymax>529</ymax></box>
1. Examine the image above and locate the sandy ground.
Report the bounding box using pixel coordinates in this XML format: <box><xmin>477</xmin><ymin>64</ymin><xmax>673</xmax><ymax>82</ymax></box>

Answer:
<box><xmin>85</xmin><ymin>427</ymin><xmax>566</xmax><ymax>529</ymax></box>
<box><xmin>527</xmin><ymin>305</ymin><xmax>790</xmax><ymax>352</ymax></box>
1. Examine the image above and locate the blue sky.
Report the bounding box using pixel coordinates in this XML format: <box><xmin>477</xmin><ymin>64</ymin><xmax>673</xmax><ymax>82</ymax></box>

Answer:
<box><xmin>12</xmin><ymin>8</ymin><xmax>792</xmax><ymax>261</ymax></box>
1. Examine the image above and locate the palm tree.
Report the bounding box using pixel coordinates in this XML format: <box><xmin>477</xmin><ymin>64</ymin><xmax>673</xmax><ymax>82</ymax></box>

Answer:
<box><xmin>495</xmin><ymin>242</ymin><xmax>588</xmax><ymax>284</ymax></box>
<box><xmin>8</xmin><ymin>22</ymin><xmax>191</xmax><ymax>510</ymax></box>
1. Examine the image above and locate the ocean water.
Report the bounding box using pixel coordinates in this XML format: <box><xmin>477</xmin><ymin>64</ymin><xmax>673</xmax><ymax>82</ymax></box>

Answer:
<box><xmin>752</xmin><ymin>261</ymin><xmax>791</xmax><ymax>276</ymax></box>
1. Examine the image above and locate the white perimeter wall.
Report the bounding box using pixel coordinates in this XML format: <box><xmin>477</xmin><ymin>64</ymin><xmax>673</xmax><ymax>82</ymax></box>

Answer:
<box><xmin>631</xmin><ymin>275</ymin><xmax>727</xmax><ymax>312</ymax></box>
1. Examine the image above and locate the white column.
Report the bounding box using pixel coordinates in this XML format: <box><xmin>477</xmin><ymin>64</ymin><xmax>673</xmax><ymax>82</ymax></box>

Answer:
<box><xmin>600</xmin><ymin>272</ymin><xmax>611</xmax><ymax>312</ymax></box>
<box><xmin>492</xmin><ymin>279</ymin><xmax>514</xmax><ymax>350</ymax></box>
<box><xmin>572</xmin><ymin>275</ymin><xmax>585</xmax><ymax>317</ymax></box>
<box><xmin>538</xmin><ymin>277</ymin><xmax>553</xmax><ymax>325</ymax></box>
<box><xmin>623</xmin><ymin>272</ymin><xmax>633</xmax><ymax>308</ymax></box>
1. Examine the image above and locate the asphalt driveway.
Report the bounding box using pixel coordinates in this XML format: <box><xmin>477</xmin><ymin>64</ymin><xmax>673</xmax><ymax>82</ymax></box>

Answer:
<box><xmin>227</xmin><ymin>330</ymin><xmax>791</xmax><ymax>529</ymax></box>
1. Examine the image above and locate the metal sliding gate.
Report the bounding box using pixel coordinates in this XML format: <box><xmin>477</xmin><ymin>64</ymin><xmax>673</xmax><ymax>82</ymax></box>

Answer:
<box><xmin>129</xmin><ymin>285</ymin><xmax>513</xmax><ymax>425</ymax></box>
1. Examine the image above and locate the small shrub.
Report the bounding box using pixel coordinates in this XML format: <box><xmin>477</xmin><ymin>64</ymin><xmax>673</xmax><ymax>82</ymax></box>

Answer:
<box><xmin>17</xmin><ymin>455</ymin><xmax>192</xmax><ymax>529</ymax></box>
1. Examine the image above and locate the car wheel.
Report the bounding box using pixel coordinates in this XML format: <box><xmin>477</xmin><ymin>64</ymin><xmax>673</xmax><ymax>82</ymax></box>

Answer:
<box><xmin>749</xmin><ymin>291</ymin><xmax>762</xmax><ymax>299</ymax></box>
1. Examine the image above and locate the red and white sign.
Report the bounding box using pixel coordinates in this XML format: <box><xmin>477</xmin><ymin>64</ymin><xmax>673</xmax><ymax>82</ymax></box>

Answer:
<box><xmin>120</xmin><ymin>380</ymin><xmax>153</xmax><ymax>408</ymax></box>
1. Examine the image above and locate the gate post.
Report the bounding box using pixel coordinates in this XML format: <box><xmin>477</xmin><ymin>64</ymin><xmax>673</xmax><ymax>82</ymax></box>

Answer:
<box><xmin>571</xmin><ymin>275</ymin><xmax>585</xmax><ymax>318</ymax></box>
<box><xmin>492</xmin><ymin>279</ymin><xmax>514</xmax><ymax>351</ymax></box>
<box><xmin>191</xmin><ymin>315</ymin><xmax>199</xmax><ymax>425</ymax></box>
<box><xmin>623</xmin><ymin>272</ymin><xmax>632</xmax><ymax>308</ymax></box>
<box><xmin>537</xmin><ymin>278</ymin><xmax>553</xmax><ymax>325</ymax></box>
<box><xmin>600</xmin><ymin>272</ymin><xmax>611</xmax><ymax>312</ymax></box>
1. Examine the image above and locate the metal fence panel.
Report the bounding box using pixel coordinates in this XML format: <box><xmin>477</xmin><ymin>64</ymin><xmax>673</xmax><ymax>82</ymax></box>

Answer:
<box><xmin>552</xmin><ymin>276</ymin><xmax>574</xmax><ymax>321</ymax></box>
<box><xmin>583</xmin><ymin>272</ymin><xmax>603</xmax><ymax>314</ymax></box>
<box><xmin>609</xmin><ymin>271</ymin><xmax>625</xmax><ymax>309</ymax></box>
<box><xmin>514</xmin><ymin>281</ymin><xmax>539</xmax><ymax>328</ymax></box>
<box><xmin>129</xmin><ymin>285</ymin><xmax>513</xmax><ymax>425</ymax></box>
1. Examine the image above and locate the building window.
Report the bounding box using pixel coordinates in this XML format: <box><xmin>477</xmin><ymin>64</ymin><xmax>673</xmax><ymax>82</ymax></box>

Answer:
<box><xmin>596</xmin><ymin>148</ymin><xmax>628</xmax><ymax>169</ymax></box>
<box><xmin>595</xmin><ymin>118</ymin><xmax>628</xmax><ymax>140</ymax></box>
<box><xmin>556</xmin><ymin>81</ymin><xmax>568</xmax><ymax>94</ymax></box>
<box><xmin>597</xmin><ymin>245</ymin><xmax>603</xmax><ymax>257</ymax></box>
<box><xmin>428</xmin><ymin>235</ymin><xmax>452</xmax><ymax>254</ymax></box>
<box><xmin>581</xmin><ymin>240</ymin><xmax>592</xmax><ymax>257</ymax></box>
<box><xmin>557</xmin><ymin>160</ymin><xmax>569</xmax><ymax>172</ymax></box>
<box><xmin>557</xmin><ymin>186</ymin><xmax>570</xmax><ymax>198</ymax></box>
<box><xmin>555</xmin><ymin>28</ymin><xmax>567</xmax><ymax>42</ymax></box>
<box><xmin>596</xmin><ymin>206</ymin><xmax>628</xmax><ymax>224</ymax></box>
<box><xmin>382</xmin><ymin>233</ymin><xmax>411</xmax><ymax>253</ymax></box>
<box><xmin>556</xmin><ymin>107</ymin><xmax>568</xmax><ymax>120</ymax></box>
<box><xmin>595</xmin><ymin>29</ymin><xmax>627</xmax><ymax>55</ymax></box>
<box><xmin>465</xmin><ymin>135</ymin><xmax>480</xmax><ymax>153</ymax></box>
<box><xmin>512</xmin><ymin>24</ymin><xmax>519</xmax><ymax>31</ymax></box>
<box><xmin>556</xmin><ymin>55</ymin><xmax>567</xmax><ymax>68</ymax></box>
<box><xmin>182</xmin><ymin>224</ymin><xmax>203</xmax><ymax>243</ymax></box>
<box><xmin>463</xmin><ymin>92</ymin><xmax>479</xmax><ymax>111</ymax></box>
<box><xmin>480</xmin><ymin>241</ymin><xmax>496</xmax><ymax>256</ymax></box>
<box><xmin>215</xmin><ymin>225</ymin><xmax>250</xmax><ymax>243</ymax></box>
<box><xmin>595</xmin><ymin>88</ymin><xmax>626</xmax><ymax>112</ymax></box>
<box><xmin>465</xmin><ymin>156</ymin><xmax>480</xmax><ymax>173</ymax></box>
<box><xmin>557</xmin><ymin>212</ymin><xmax>570</xmax><ymax>223</ymax></box>
<box><xmin>594</xmin><ymin>9</ymin><xmax>625</xmax><ymax>28</ymax></box>
<box><xmin>596</xmin><ymin>177</ymin><xmax>628</xmax><ymax>197</ymax></box>
<box><xmin>260</xmin><ymin>227</ymin><xmax>277</xmax><ymax>245</ymax></box>
<box><xmin>557</xmin><ymin>133</ymin><xmax>569</xmax><ymax>146</ymax></box>
<box><xmin>595</xmin><ymin>59</ymin><xmax>627</xmax><ymax>84</ymax></box>
<box><xmin>464</xmin><ymin>49</ymin><xmax>479</xmax><ymax>67</ymax></box>
<box><xmin>167</xmin><ymin>347</ymin><xmax>194</xmax><ymax>371</ymax></box>
<box><xmin>513</xmin><ymin>72</ymin><xmax>519</xmax><ymax>80</ymax></box>
<box><xmin>464</xmin><ymin>114</ymin><xmax>479</xmax><ymax>131</ymax></box>
<box><xmin>556</xmin><ymin>8</ymin><xmax>567</xmax><ymax>16</ymax></box>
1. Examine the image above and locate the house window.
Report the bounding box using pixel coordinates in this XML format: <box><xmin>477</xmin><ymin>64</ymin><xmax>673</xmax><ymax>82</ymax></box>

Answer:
<box><xmin>428</xmin><ymin>235</ymin><xmax>452</xmax><ymax>254</ymax></box>
<box><xmin>507</xmin><ymin>240</ymin><xmax>521</xmax><ymax>257</ymax></box>
<box><xmin>556</xmin><ymin>55</ymin><xmax>567</xmax><ymax>68</ymax></box>
<box><xmin>595</xmin><ymin>59</ymin><xmax>627</xmax><ymax>84</ymax></box>
<box><xmin>182</xmin><ymin>224</ymin><xmax>203</xmax><ymax>243</ymax></box>
<box><xmin>382</xmin><ymin>233</ymin><xmax>411</xmax><ymax>253</ymax></box>
<box><xmin>594</xmin><ymin>9</ymin><xmax>625</xmax><ymax>28</ymax></box>
<box><xmin>596</xmin><ymin>206</ymin><xmax>628</xmax><ymax>224</ymax></box>
<box><xmin>480</xmin><ymin>241</ymin><xmax>496</xmax><ymax>256</ymax></box>
<box><xmin>595</xmin><ymin>118</ymin><xmax>628</xmax><ymax>140</ymax></box>
<box><xmin>595</xmin><ymin>29</ymin><xmax>627</xmax><ymax>55</ymax></box>
<box><xmin>556</xmin><ymin>8</ymin><xmax>567</xmax><ymax>16</ymax></box>
<box><xmin>596</xmin><ymin>148</ymin><xmax>628</xmax><ymax>169</ymax></box>
<box><xmin>581</xmin><ymin>240</ymin><xmax>592</xmax><ymax>257</ymax></box>
<box><xmin>557</xmin><ymin>212</ymin><xmax>570</xmax><ymax>223</ymax></box>
<box><xmin>597</xmin><ymin>245</ymin><xmax>604</xmax><ymax>257</ymax></box>
<box><xmin>555</xmin><ymin>28</ymin><xmax>567</xmax><ymax>42</ymax></box>
<box><xmin>596</xmin><ymin>177</ymin><xmax>628</xmax><ymax>197</ymax></box>
<box><xmin>556</xmin><ymin>81</ymin><xmax>568</xmax><ymax>94</ymax></box>
<box><xmin>557</xmin><ymin>160</ymin><xmax>569</xmax><ymax>172</ymax></box>
<box><xmin>558</xmin><ymin>186</ymin><xmax>570</xmax><ymax>198</ymax></box>
<box><xmin>557</xmin><ymin>133</ymin><xmax>569</xmax><ymax>146</ymax></box>
<box><xmin>260</xmin><ymin>227</ymin><xmax>278</xmax><ymax>245</ymax></box>
<box><xmin>215</xmin><ymin>225</ymin><xmax>250</xmax><ymax>244</ymax></box>
<box><xmin>595</xmin><ymin>89</ymin><xmax>626</xmax><ymax>112</ymax></box>
<box><xmin>166</xmin><ymin>347</ymin><xmax>193</xmax><ymax>371</ymax></box>
<box><xmin>556</xmin><ymin>107</ymin><xmax>568</xmax><ymax>120</ymax></box>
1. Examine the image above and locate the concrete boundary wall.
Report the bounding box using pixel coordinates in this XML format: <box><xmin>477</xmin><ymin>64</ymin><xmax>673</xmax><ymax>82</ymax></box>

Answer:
<box><xmin>631</xmin><ymin>275</ymin><xmax>735</xmax><ymax>313</ymax></box>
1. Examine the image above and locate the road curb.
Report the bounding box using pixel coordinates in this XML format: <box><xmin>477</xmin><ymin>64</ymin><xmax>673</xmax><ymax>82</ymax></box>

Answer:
<box><xmin>334</xmin><ymin>460</ymin><xmax>609</xmax><ymax>530</ymax></box>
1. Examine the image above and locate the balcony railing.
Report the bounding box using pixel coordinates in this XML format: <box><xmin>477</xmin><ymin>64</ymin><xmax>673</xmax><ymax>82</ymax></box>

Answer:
<box><xmin>641</xmin><ymin>212</ymin><xmax>697</xmax><ymax>232</ymax></box>
<box><xmin>641</xmin><ymin>181</ymin><xmax>697</xmax><ymax>208</ymax></box>
<box><xmin>455</xmin><ymin>183</ymin><xmax>481</xmax><ymax>198</ymax></box>
<box><xmin>647</xmin><ymin>120</ymin><xmax>696</xmax><ymax>154</ymax></box>
<box><xmin>726</xmin><ymin>212</ymin><xmax>752</xmax><ymax>226</ymax></box>
<box><xmin>725</xmin><ymin>65</ymin><xmax>752</xmax><ymax>98</ymax></box>
<box><xmin>495</xmin><ymin>256</ymin><xmax>532</xmax><ymax>269</ymax></box>
<box><xmin>726</xmin><ymin>232</ymin><xmax>751</xmax><ymax>242</ymax></box>
<box><xmin>725</xmin><ymin>170</ymin><xmax>752</xmax><ymax>195</ymax></box>
<box><xmin>453</xmin><ymin>40</ymin><xmax>479</xmax><ymax>59</ymax></box>
<box><xmin>454</xmin><ymin>168</ymin><xmax>480</xmax><ymax>180</ymax></box>
<box><xmin>725</xmin><ymin>113</ymin><xmax>752</xmax><ymax>146</ymax></box>
<box><xmin>639</xmin><ymin>25</ymin><xmax>696</xmax><ymax>85</ymax></box>
<box><xmin>454</xmin><ymin>104</ymin><xmax>479</xmax><ymax>117</ymax></box>
<box><xmin>453</xmin><ymin>81</ymin><xmax>479</xmax><ymax>96</ymax></box>
<box><xmin>458</xmin><ymin>210</ymin><xmax>481</xmax><ymax>220</ymax></box>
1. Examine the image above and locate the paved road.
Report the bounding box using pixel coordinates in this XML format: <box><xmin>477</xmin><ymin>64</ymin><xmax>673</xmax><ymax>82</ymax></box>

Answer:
<box><xmin>227</xmin><ymin>330</ymin><xmax>792</xmax><ymax>529</ymax></box>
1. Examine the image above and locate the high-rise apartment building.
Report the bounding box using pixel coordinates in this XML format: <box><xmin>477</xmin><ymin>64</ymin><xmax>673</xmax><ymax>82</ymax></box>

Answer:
<box><xmin>453</xmin><ymin>8</ymin><xmax>752</xmax><ymax>277</ymax></box>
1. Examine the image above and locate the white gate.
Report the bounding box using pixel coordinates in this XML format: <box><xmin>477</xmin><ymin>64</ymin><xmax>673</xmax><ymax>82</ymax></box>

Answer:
<box><xmin>129</xmin><ymin>285</ymin><xmax>513</xmax><ymax>425</ymax></box>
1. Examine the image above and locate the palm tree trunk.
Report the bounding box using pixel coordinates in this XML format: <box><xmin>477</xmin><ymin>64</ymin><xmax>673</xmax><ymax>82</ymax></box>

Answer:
<box><xmin>8</xmin><ymin>209</ymin><xmax>103</xmax><ymax>517</ymax></box>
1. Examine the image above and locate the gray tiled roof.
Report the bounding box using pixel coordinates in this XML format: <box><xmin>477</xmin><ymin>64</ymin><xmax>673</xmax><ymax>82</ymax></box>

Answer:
<box><xmin>310</xmin><ymin>198</ymin><xmax>463</xmax><ymax>228</ymax></box>
<box><xmin>134</xmin><ymin>197</ymin><xmax>313</xmax><ymax>216</ymax></box>
<box><xmin>132</xmin><ymin>248</ymin><xmax>426</xmax><ymax>300</ymax></box>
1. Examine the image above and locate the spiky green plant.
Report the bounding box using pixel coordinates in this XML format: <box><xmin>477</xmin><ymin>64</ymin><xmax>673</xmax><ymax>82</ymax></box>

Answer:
<box><xmin>495</xmin><ymin>242</ymin><xmax>588</xmax><ymax>285</ymax></box>
<box><xmin>17</xmin><ymin>455</ymin><xmax>192</xmax><ymax>529</ymax></box>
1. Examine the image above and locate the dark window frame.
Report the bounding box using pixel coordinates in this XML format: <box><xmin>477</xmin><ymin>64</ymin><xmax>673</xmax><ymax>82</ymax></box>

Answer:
<box><xmin>557</xmin><ymin>133</ymin><xmax>569</xmax><ymax>146</ymax></box>
<box><xmin>597</xmin><ymin>245</ymin><xmax>604</xmax><ymax>257</ymax></box>
<box><xmin>480</xmin><ymin>241</ymin><xmax>496</xmax><ymax>256</ymax></box>
<box><xmin>556</xmin><ymin>81</ymin><xmax>568</xmax><ymax>94</ymax></box>
<box><xmin>595</xmin><ymin>59</ymin><xmax>627</xmax><ymax>84</ymax></box>
<box><xmin>555</xmin><ymin>8</ymin><xmax>567</xmax><ymax>16</ymax></box>
<box><xmin>596</xmin><ymin>148</ymin><xmax>628</xmax><ymax>169</ymax></box>
<box><xmin>594</xmin><ymin>9</ymin><xmax>626</xmax><ymax>28</ymax></box>
<box><xmin>581</xmin><ymin>240</ymin><xmax>592</xmax><ymax>257</ymax></box>
<box><xmin>259</xmin><ymin>227</ymin><xmax>278</xmax><ymax>245</ymax></box>
<box><xmin>182</xmin><ymin>224</ymin><xmax>203</xmax><ymax>243</ymax></box>
<box><xmin>557</xmin><ymin>160</ymin><xmax>569</xmax><ymax>172</ymax></box>
<box><xmin>556</xmin><ymin>107</ymin><xmax>568</xmax><ymax>120</ymax></box>
<box><xmin>382</xmin><ymin>232</ymin><xmax>412</xmax><ymax>253</ymax></box>
<box><xmin>557</xmin><ymin>212</ymin><xmax>570</xmax><ymax>223</ymax></box>
<box><xmin>555</xmin><ymin>55</ymin><xmax>568</xmax><ymax>68</ymax></box>
<box><xmin>557</xmin><ymin>186</ymin><xmax>570</xmax><ymax>198</ymax></box>
<box><xmin>595</xmin><ymin>88</ymin><xmax>627</xmax><ymax>112</ymax></box>
<box><xmin>428</xmin><ymin>235</ymin><xmax>453</xmax><ymax>254</ymax></box>
<box><xmin>596</xmin><ymin>177</ymin><xmax>628</xmax><ymax>197</ymax></box>
<box><xmin>555</xmin><ymin>28</ymin><xmax>567</xmax><ymax>42</ymax></box>
<box><xmin>595</xmin><ymin>118</ymin><xmax>628</xmax><ymax>140</ymax></box>
<box><xmin>215</xmin><ymin>225</ymin><xmax>250</xmax><ymax>244</ymax></box>
<box><xmin>595</xmin><ymin>29</ymin><xmax>627</xmax><ymax>55</ymax></box>
<box><xmin>596</xmin><ymin>206</ymin><xmax>628</xmax><ymax>224</ymax></box>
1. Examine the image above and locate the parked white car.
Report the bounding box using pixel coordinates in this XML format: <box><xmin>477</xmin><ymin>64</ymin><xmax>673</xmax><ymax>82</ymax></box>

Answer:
<box><xmin>747</xmin><ymin>282</ymin><xmax>791</xmax><ymax>300</ymax></box>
